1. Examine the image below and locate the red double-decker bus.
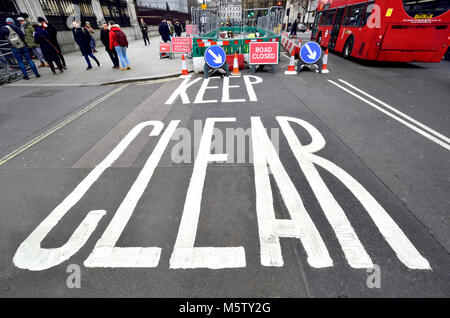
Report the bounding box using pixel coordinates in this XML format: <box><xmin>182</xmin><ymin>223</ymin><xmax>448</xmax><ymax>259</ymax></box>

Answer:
<box><xmin>310</xmin><ymin>0</ymin><xmax>450</xmax><ymax>62</ymax></box>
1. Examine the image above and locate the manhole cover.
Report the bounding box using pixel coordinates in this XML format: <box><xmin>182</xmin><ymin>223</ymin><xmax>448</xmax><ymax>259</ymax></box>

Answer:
<box><xmin>22</xmin><ymin>89</ymin><xmax>59</xmax><ymax>98</ymax></box>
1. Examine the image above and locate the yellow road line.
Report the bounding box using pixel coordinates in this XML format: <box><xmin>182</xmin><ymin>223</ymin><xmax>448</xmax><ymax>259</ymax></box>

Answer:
<box><xmin>0</xmin><ymin>84</ymin><xmax>128</xmax><ymax>166</ymax></box>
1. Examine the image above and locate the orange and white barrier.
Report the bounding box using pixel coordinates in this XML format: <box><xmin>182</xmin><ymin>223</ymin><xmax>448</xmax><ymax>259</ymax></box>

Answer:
<box><xmin>281</xmin><ymin>32</ymin><xmax>300</xmax><ymax>58</ymax></box>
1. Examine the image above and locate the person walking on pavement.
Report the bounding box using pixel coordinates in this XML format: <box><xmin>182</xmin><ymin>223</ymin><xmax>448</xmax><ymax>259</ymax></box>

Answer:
<box><xmin>71</xmin><ymin>21</ymin><xmax>100</xmax><ymax>70</ymax></box>
<box><xmin>290</xmin><ymin>19</ymin><xmax>298</xmax><ymax>38</ymax></box>
<box><xmin>158</xmin><ymin>18</ymin><xmax>171</xmax><ymax>58</ymax></box>
<box><xmin>140</xmin><ymin>18</ymin><xmax>150</xmax><ymax>46</ymax></box>
<box><xmin>85</xmin><ymin>21</ymin><xmax>97</xmax><ymax>53</ymax></box>
<box><xmin>33</xmin><ymin>24</ymin><xmax>64</xmax><ymax>74</ymax></box>
<box><xmin>174</xmin><ymin>20</ymin><xmax>182</xmax><ymax>37</ymax></box>
<box><xmin>100</xmin><ymin>23</ymin><xmax>119</xmax><ymax>69</ymax></box>
<box><xmin>109</xmin><ymin>21</ymin><xmax>130</xmax><ymax>70</ymax></box>
<box><xmin>17</xmin><ymin>17</ymin><xmax>46</xmax><ymax>68</ymax></box>
<box><xmin>37</xmin><ymin>17</ymin><xmax>66</xmax><ymax>68</ymax></box>
<box><xmin>0</xmin><ymin>18</ymin><xmax>40</xmax><ymax>80</ymax></box>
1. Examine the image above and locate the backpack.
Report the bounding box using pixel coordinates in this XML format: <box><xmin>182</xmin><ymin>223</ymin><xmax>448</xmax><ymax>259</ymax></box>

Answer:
<box><xmin>114</xmin><ymin>29</ymin><xmax>128</xmax><ymax>47</ymax></box>
<box><xmin>6</xmin><ymin>25</ymin><xmax>25</xmax><ymax>49</ymax></box>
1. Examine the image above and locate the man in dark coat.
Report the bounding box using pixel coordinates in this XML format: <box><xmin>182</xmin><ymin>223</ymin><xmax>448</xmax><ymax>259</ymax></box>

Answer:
<box><xmin>37</xmin><ymin>16</ymin><xmax>66</xmax><ymax>68</ymax></box>
<box><xmin>33</xmin><ymin>25</ymin><xmax>63</xmax><ymax>74</ymax></box>
<box><xmin>158</xmin><ymin>18</ymin><xmax>171</xmax><ymax>43</ymax></box>
<box><xmin>100</xmin><ymin>23</ymin><xmax>119</xmax><ymax>68</ymax></box>
<box><xmin>0</xmin><ymin>17</ymin><xmax>40</xmax><ymax>80</ymax></box>
<box><xmin>174</xmin><ymin>21</ymin><xmax>182</xmax><ymax>37</ymax></box>
<box><xmin>71</xmin><ymin>21</ymin><xmax>100</xmax><ymax>70</ymax></box>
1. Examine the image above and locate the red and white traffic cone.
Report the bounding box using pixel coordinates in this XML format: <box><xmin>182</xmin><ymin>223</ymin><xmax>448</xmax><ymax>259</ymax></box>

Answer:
<box><xmin>232</xmin><ymin>52</ymin><xmax>241</xmax><ymax>76</ymax></box>
<box><xmin>179</xmin><ymin>54</ymin><xmax>190</xmax><ymax>78</ymax></box>
<box><xmin>284</xmin><ymin>51</ymin><xmax>297</xmax><ymax>75</ymax></box>
<box><xmin>321</xmin><ymin>48</ymin><xmax>330</xmax><ymax>73</ymax></box>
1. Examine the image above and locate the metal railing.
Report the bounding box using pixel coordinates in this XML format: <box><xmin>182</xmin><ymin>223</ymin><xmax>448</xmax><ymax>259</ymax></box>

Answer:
<box><xmin>0</xmin><ymin>40</ymin><xmax>23</xmax><ymax>83</ymax></box>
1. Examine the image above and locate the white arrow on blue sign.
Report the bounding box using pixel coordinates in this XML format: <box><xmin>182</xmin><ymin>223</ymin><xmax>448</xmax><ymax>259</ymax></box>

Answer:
<box><xmin>300</xmin><ymin>41</ymin><xmax>322</xmax><ymax>64</ymax></box>
<box><xmin>204</xmin><ymin>45</ymin><xmax>226</xmax><ymax>68</ymax></box>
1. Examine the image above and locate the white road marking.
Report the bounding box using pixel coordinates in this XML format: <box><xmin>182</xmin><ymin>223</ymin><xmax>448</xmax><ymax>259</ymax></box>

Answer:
<box><xmin>277</xmin><ymin>116</ymin><xmax>373</xmax><ymax>268</ymax></box>
<box><xmin>282</xmin><ymin>53</ymin><xmax>290</xmax><ymax>59</ymax></box>
<box><xmin>170</xmin><ymin>118</ymin><xmax>246</xmax><ymax>269</ymax></box>
<box><xmin>338</xmin><ymin>79</ymin><xmax>450</xmax><ymax>145</ymax></box>
<box><xmin>251</xmin><ymin>117</ymin><xmax>333</xmax><ymax>268</ymax></box>
<box><xmin>13</xmin><ymin>121</ymin><xmax>165</xmax><ymax>271</ymax></box>
<box><xmin>194</xmin><ymin>78</ymin><xmax>219</xmax><ymax>104</ymax></box>
<box><xmin>222</xmin><ymin>76</ymin><xmax>245</xmax><ymax>103</ymax></box>
<box><xmin>243</xmin><ymin>75</ymin><xmax>263</xmax><ymax>102</ymax></box>
<box><xmin>84</xmin><ymin>121</ymin><xmax>179</xmax><ymax>268</ymax></box>
<box><xmin>277</xmin><ymin>116</ymin><xmax>430</xmax><ymax>270</ymax></box>
<box><xmin>165</xmin><ymin>76</ymin><xmax>202</xmax><ymax>104</ymax></box>
<box><xmin>329</xmin><ymin>80</ymin><xmax>450</xmax><ymax>151</ymax></box>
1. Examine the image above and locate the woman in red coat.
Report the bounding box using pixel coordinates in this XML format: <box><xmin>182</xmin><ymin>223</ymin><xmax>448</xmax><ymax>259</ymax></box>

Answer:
<box><xmin>108</xmin><ymin>21</ymin><xmax>130</xmax><ymax>70</ymax></box>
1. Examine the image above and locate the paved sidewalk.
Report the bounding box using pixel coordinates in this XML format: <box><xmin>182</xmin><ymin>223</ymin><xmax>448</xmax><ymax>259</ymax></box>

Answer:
<box><xmin>6</xmin><ymin>35</ymin><xmax>193</xmax><ymax>86</ymax></box>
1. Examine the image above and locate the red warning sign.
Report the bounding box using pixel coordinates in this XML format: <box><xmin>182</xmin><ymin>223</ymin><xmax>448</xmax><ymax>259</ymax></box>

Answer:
<box><xmin>172</xmin><ymin>37</ymin><xmax>193</xmax><ymax>53</ymax></box>
<box><xmin>160</xmin><ymin>42</ymin><xmax>171</xmax><ymax>52</ymax></box>
<box><xmin>249</xmin><ymin>42</ymin><xmax>279</xmax><ymax>65</ymax></box>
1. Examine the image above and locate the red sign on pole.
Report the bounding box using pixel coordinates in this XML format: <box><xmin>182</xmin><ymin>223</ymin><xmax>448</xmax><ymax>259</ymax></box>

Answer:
<box><xmin>172</xmin><ymin>37</ymin><xmax>193</xmax><ymax>53</ymax></box>
<box><xmin>160</xmin><ymin>42</ymin><xmax>171</xmax><ymax>53</ymax></box>
<box><xmin>249</xmin><ymin>42</ymin><xmax>279</xmax><ymax>65</ymax></box>
<box><xmin>186</xmin><ymin>24</ymin><xmax>198</xmax><ymax>36</ymax></box>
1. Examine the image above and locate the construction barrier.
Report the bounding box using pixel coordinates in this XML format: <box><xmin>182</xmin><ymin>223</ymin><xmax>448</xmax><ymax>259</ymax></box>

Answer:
<box><xmin>281</xmin><ymin>32</ymin><xmax>300</xmax><ymax>59</ymax></box>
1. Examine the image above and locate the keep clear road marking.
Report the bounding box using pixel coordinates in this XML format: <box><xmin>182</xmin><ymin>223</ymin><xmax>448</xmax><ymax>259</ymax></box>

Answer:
<box><xmin>13</xmin><ymin>116</ymin><xmax>431</xmax><ymax>271</ymax></box>
<box><xmin>0</xmin><ymin>84</ymin><xmax>129</xmax><ymax>166</ymax></box>
<box><xmin>329</xmin><ymin>79</ymin><xmax>450</xmax><ymax>151</ymax></box>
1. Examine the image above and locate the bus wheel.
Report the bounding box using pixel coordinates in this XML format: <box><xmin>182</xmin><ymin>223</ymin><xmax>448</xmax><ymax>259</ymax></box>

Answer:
<box><xmin>343</xmin><ymin>37</ymin><xmax>354</xmax><ymax>59</ymax></box>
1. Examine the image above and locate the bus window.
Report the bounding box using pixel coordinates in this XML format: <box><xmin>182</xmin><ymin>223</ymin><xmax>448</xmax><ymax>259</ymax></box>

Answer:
<box><xmin>342</xmin><ymin>6</ymin><xmax>352</xmax><ymax>26</ymax></box>
<box><xmin>324</xmin><ymin>9</ymin><xmax>337</xmax><ymax>25</ymax></box>
<box><xmin>361</xmin><ymin>1</ymin><xmax>375</xmax><ymax>27</ymax></box>
<box><xmin>403</xmin><ymin>0</ymin><xmax>450</xmax><ymax>18</ymax></box>
<box><xmin>347</xmin><ymin>3</ymin><xmax>366</xmax><ymax>27</ymax></box>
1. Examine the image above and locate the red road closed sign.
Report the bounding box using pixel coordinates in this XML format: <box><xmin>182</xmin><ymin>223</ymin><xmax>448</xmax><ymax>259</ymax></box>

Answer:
<box><xmin>160</xmin><ymin>42</ymin><xmax>171</xmax><ymax>52</ymax></box>
<box><xmin>172</xmin><ymin>37</ymin><xmax>193</xmax><ymax>53</ymax></box>
<box><xmin>249</xmin><ymin>42</ymin><xmax>279</xmax><ymax>65</ymax></box>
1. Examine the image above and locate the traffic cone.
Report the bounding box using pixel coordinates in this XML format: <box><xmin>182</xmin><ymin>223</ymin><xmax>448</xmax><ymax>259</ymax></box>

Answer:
<box><xmin>284</xmin><ymin>51</ymin><xmax>297</xmax><ymax>75</ymax></box>
<box><xmin>321</xmin><ymin>48</ymin><xmax>330</xmax><ymax>74</ymax></box>
<box><xmin>232</xmin><ymin>52</ymin><xmax>241</xmax><ymax>76</ymax></box>
<box><xmin>179</xmin><ymin>54</ymin><xmax>190</xmax><ymax>78</ymax></box>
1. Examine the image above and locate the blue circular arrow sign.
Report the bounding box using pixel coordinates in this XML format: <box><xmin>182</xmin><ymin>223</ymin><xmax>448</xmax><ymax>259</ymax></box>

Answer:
<box><xmin>300</xmin><ymin>41</ymin><xmax>322</xmax><ymax>64</ymax></box>
<box><xmin>204</xmin><ymin>45</ymin><xmax>226</xmax><ymax>68</ymax></box>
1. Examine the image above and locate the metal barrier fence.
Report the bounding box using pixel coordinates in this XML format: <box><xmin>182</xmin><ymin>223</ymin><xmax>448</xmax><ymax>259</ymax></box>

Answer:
<box><xmin>0</xmin><ymin>40</ymin><xmax>23</xmax><ymax>83</ymax></box>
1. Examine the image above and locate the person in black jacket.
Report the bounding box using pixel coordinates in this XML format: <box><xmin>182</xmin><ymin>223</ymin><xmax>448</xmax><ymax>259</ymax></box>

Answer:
<box><xmin>140</xmin><ymin>18</ymin><xmax>149</xmax><ymax>46</ymax></box>
<box><xmin>174</xmin><ymin>20</ymin><xmax>182</xmax><ymax>37</ymax></box>
<box><xmin>100</xmin><ymin>23</ymin><xmax>119</xmax><ymax>68</ymax></box>
<box><xmin>158</xmin><ymin>18</ymin><xmax>170</xmax><ymax>43</ymax></box>
<box><xmin>71</xmin><ymin>21</ymin><xmax>100</xmax><ymax>70</ymax></box>
<box><xmin>33</xmin><ymin>24</ymin><xmax>63</xmax><ymax>74</ymax></box>
<box><xmin>37</xmin><ymin>16</ymin><xmax>66</xmax><ymax>68</ymax></box>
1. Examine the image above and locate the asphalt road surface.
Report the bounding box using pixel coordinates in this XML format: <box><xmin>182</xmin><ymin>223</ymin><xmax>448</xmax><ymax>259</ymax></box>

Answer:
<box><xmin>0</xmin><ymin>53</ymin><xmax>449</xmax><ymax>297</ymax></box>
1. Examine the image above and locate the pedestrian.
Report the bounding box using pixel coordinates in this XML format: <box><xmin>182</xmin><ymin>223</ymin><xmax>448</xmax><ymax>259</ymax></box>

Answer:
<box><xmin>33</xmin><ymin>24</ymin><xmax>63</xmax><ymax>74</ymax></box>
<box><xmin>71</xmin><ymin>21</ymin><xmax>100</xmax><ymax>70</ymax></box>
<box><xmin>290</xmin><ymin>20</ymin><xmax>298</xmax><ymax>38</ymax></box>
<box><xmin>168</xmin><ymin>20</ymin><xmax>174</xmax><ymax>37</ymax></box>
<box><xmin>17</xmin><ymin>17</ymin><xmax>46</xmax><ymax>68</ymax></box>
<box><xmin>174</xmin><ymin>21</ymin><xmax>182</xmax><ymax>37</ymax></box>
<box><xmin>85</xmin><ymin>21</ymin><xmax>97</xmax><ymax>53</ymax></box>
<box><xmin>108</xmin><ymin>21</ymin><xmax>130</xmax><ymax>70</ymax></box>
<box><xmin>140</xmin><ymin>18</ymin><xmax>150</xmax><ymax>46</ymax></box>
<box><xmin>37</xmin><ymin>17</ymin><xmax>66</xmax><ymax>68</ymax></box>
<box><xmin>0</xmin><ymin>17</ymin><xmax>40</xmax><ymax>80</ymax></box>
<box><xmin>158</xmin><ymin>18</ymin><xmax>170</xmax><ymax>43</ymax></box>
<box><xmin>158</xmin><ymin>18</ymin><xmax>171</xmax><ymax>58</ymax></box>
<box><xmin>100</xmin><ymin>22</ymin><xmax>119</xmax><ymax>69</ymax></box>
